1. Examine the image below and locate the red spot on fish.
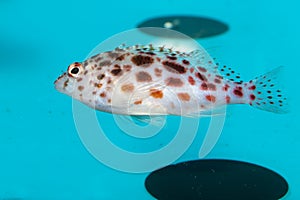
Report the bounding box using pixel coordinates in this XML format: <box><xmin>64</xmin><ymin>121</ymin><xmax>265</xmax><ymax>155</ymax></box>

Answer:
<box><xmin>201</xmin><ymin>82</ymin><xmax>208</xmax><ymax>90</ymax></box>
<box><xmin>195</xmin><ymin>72</ymin><xmax>207</xmax><ymax>82</ymax></box>
<box><xmin>188</xmin><ymin>76</ymin><xmax>195</xmax><ymax>85</ymax></box>
<box><xmin>248</xmin><ymin>85</ymin><xmax>256</xmax><ymax>90</ymax></box>
<box><xmin>226</xmin><ymin>95</ymin><xmax>231</xmax><ymax>103</ymax></box>
<box><xmin>206</xmin><ymin>95</ymin><xmax>216</xmax><ymax>103</ymax></box>
<box><xmin>189</xmin><ymin>68</ymin><xmax>194</xmax><ymax>73</ymax></box>
<box><xmin>223</xmin><ymin>84</ymin><xmax>230</xmax><ymax>91</ymax></box>
<box><xmin>150</xmin><ymin>89</ymin><xmax>163</xmax><ymax>98</ymax></box>
<box><xmin>250</xmin><ymin>94</ymin><xmax>256</xmax><ymax>101</ymax></box>
<box><xmin>233</xmin><ymin>88</ymin><xmax>243</xmax><ymax>97</ymax></box>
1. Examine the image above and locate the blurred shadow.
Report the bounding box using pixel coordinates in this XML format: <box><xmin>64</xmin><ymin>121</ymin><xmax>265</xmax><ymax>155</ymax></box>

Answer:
<box><xmin>137</xmin><ymin>15</ymin><xmax>229</xmax><ymax>39</ymax></box>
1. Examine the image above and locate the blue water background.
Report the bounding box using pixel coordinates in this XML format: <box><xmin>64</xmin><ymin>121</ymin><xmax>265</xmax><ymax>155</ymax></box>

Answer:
<box><xmin>0</xmin><ymin>0</ymin><xmax>299</xmax><ymax>199</ymax></box>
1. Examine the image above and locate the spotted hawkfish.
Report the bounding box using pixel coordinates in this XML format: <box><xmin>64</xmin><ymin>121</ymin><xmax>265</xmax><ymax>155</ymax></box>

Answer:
<box><xmin>54</xmin><ymin>44</ymin><xmax>288</xmax><ymax>118</ymax></box>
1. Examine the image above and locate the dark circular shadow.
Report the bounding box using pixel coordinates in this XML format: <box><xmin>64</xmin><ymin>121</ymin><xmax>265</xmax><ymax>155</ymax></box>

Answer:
<box><xmin>145</xmin><ymin>159</ymin><xmax>288</xmax><ymax>200</ymax></box>
<box><xmin>137</xmin><ymin>16</ymin><xmax>229</xmax><ymax>39</ymax></box>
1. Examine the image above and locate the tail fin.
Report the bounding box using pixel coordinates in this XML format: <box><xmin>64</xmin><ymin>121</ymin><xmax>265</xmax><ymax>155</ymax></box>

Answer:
<box><xmin>248</xmin><ymin>66</ymin><xmax>288</xmax><ymax>114</ymax></box>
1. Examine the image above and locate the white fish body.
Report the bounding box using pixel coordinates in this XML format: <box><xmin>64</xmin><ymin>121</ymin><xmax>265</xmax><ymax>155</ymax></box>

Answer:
<box><xmin>54</xmin><ymin>45</ymin><xmax>288</xmax><ymax>116</ymax></box>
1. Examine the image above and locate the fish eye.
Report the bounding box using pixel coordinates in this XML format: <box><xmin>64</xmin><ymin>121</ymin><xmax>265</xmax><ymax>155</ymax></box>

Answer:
<box><xmin>68</xmin><ymin>62</ymin><xmax>83</xmax><ymax>78</ymax></box>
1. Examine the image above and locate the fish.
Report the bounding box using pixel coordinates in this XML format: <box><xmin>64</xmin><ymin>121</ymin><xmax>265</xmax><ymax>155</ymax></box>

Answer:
<box><xmin>54</xmin><ymin>44</ymin><xmax>288</xmax><ymax>118</ymax></box>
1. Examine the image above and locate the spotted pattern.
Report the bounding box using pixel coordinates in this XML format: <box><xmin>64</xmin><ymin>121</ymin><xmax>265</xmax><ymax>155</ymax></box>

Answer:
<box><xmin>162</xmin><ymin>61</ymin><xmax>186</xmax><ymax>74</ymax></box>
<box><xmin>154</xmin><ymin>68</ymin><xmax>162</xmax><ymax>77</ymax></box>
<box><xmin>165</xmin><ymin>77</ymin><xmax>184</xmax><ymax>87</ymax></box>
<box><xmin>131</xmin><ymin>55</ymin><xmax>154</xmax><ymax>66</ymax></box>
<box><xmin>177</xmin><ymin>93</ymin><xmax>190</xmax><ymax>101</ymax></box>
<box><xmin>99</xmin><ymin>60</ymin><xmax>112</xmax><ymax>66</ymax></box>
<box><xmin>136</xmin><ymin>71</ymin><xmax>152</xmax><ymax>82</ymax></box>
<box><xmin>121</xmin><ymin>83</ymin><xmax>134</xmax><ymax>92</ymax></box>
<box><xmin>150</xmin><ymin>89</ymin><xmax>163</xmax><ymax>98</ymax></box>
<box><xmin>78</xmin><ymin>86</ymin><xmax>84</xmax><ymax>91</ymax></box>
<box><xmin>206</xmin><ymin>95</ymin><xmax>216</xmax><ymax>103</ymax></box>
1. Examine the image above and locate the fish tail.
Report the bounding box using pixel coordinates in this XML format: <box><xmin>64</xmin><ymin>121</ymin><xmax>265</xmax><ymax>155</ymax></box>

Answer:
<box><xmin>247</xmin><ymin>66</ymin><xmax>288</xmax><ymax>113</ymax></box>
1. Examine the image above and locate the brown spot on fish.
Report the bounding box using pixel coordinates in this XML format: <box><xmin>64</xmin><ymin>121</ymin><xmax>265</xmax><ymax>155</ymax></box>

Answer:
<box><xmin>111</xmin><ymin>68</ymin><xmax>122</xmax><ymax>76</ymax></box>
<box><xmin>121</xmin><ymin>83</ymin><xmax>134</xmax><ymax>92</ymax></box>
<box><xmin>226</xmin><ymin>95</ymin><xmax>231</xmax><ymax>103</ymax></box>
<box><xmin>207</xmin><ymin>83</ymin><xmax>216</xmax><ymax>91</ymax></box>
<box><xmin>146</xmin><ymin>52</ymin><xmax>156</xmax><ymax>56</ymax></box>
<box><xmin>95</xmin><ymin>56</ymin><xmax>103</xmax><ymax>62</ymax></box>
<box><xmin>131</xmin><ymin>55</ymin><xmax>154</xmax><ymax>66</ymax></box>
<box><xmin>108</xmin><ymin>52</ymin><xmax>120</xmax><ymax>59</ymax></box>
<box><xmin>177</xmin><ymin>93</ymin><xmax>190</xmax><ymax>101</ymax></box>
<box><xmin>99</xmin><ymin>60</ymin><xmax>112</xmax><ymax>66</ymax></box>
<box><xmin>154</xmin><ymin>68</ymin><xmax>162</xmax><ymax>77</ymax></box>
<box><xmin>84</xmin><ymin>70</ymin><xmax>88</xmax><ymax>75</ymax></box>
<box><xmin>62</xmin><ymin>80</ymin><xmax>69</xmax><ymax>89</ymax></box>
<box><xmin>100</xmin><ymin>92</ymin><xmax>106</xmax><ymax>98</ymax></box>
<box><xmin>134</xmin><ymin>100</ymin><xmax>142</xmax><ymax>105</ymax></box>
<box><xmin>165</xmin><ymin>77</ymin><xmax>184</xmax><ymax>87</ymax></box>
<box><xmin>206</xmin><ymin>95</ymin><xmax>216</xmax><ymax>103</ymax></box>
<box><xmin>214</xmin><ymin>78</ymin><xmax>221</xmax><ymax>84</ymax></box>
<box><xmin>123</xmin><ymin>64</ymin><xmax>132</xmax><ymax>71</ymax></box>
<box><xmin>83</xmin><ymin>61</ymin><xmax>89</xmax><ymax>67</ymax></box>
<box><xmin>197</xmin><ymin>66</ymin><xmax>207</xmax><ymax>72</ymax></box>
<box><xmin>189</xmin><ymin>68</ymin><xmax>194</xmax><ymax>73</ymax></box>
<box><xmin>108</xmin><ymin>99</ymin><xmax>111</xmax><ymax>103</ymax></box>
<box><xmin>162</xmin><ymin>61</ymin><xmax>186</xmax><ymax>74</ymax></box>
<box><xmin>182</xmin><ymin>59</ymin><xmax>190</xmax><ymax>65</ymax></box>
<box><xmin>215</xmin><ymin>75</ymin><xmax>223</xmax><ymax>79</ymax></box>
<box><xmin>116</xmin><ymin>54</ymin><xmax>125</xmax><ymax>61</ymax></box>
<box><xmin>195</xmin><ymin>72</ymin><xmax>207</xmax><ymax>82</ymax></box>
<box><xmin>78</xmin><ymin>86</ymin><xmax>84</xmax><ymax>91</ymax></box>
<box><xmin>150</xmin><ymin>89</ymin><xmax>163</xmax><ymax>99</ymax></box>
<box><xmin>167</xmin><ymin>56</ymin><xmax>177</xmax><ymax>60</ymax></box>
<box><xmin>97</xmin><ymin>74</ymin><xmax>105</xmax><ymax>80</ymax></box>
<box><xmin>156</xmin><ymin>57</ymin><xmax>161</xmax><ymax>62</ymax></box>
<box><xmin>136</xmin><ymin>71</ymin><xmax>152</xmax><ymax>82</ymax></box>
<box><xmin>94</xmin><ymin>83</ymin><xmax>103</xmax><ymax>88</ymax></box>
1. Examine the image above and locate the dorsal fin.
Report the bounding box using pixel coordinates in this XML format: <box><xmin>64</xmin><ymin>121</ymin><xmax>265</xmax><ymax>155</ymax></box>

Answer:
<box><xmin>185</xmin><ymin>49</ymin><xmax>220</xmax><ymax>75</ymax></box>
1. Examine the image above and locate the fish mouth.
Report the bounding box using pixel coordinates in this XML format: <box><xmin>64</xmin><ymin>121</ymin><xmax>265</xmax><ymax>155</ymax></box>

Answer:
<box><xmin>54</xmin><ymin>72</ymin><xmax>67</xmax><ymax>85</ymax></box>
<box><xmin>54</xmin><ymin>72</ymin><xmax>69</xmax><ymax>93</ymax></box>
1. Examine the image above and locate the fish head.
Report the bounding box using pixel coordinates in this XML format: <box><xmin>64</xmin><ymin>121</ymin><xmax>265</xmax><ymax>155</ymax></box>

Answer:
<box><xmin>54</xmin><ymin>61</ymin><xmax>114</xmax><ymax>112</ymax></box>
<box><xmin>54</xmin><ymin>62</ymin><xmax>87</xmax><ymax>98</ymax></box>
